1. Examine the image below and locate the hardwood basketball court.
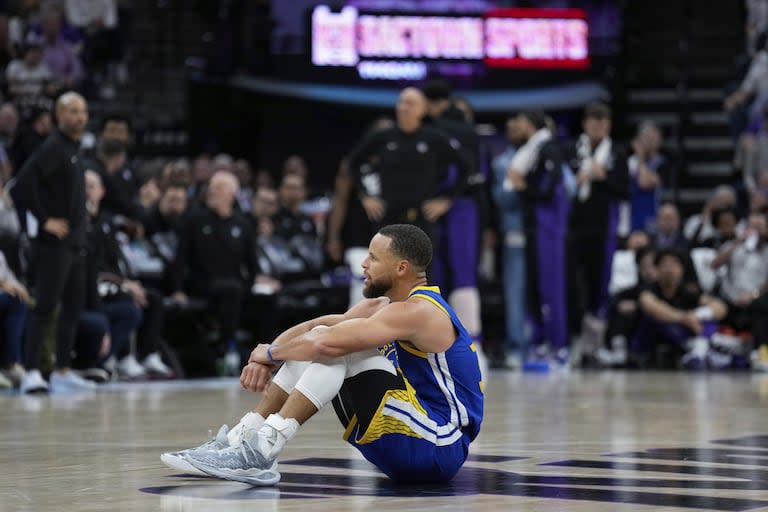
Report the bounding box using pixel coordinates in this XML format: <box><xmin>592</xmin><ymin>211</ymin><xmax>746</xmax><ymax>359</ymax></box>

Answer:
<box><xmin>3</xmin><ymin>371</ymin><xmax>768</xmax><ymax>511</ymax></box>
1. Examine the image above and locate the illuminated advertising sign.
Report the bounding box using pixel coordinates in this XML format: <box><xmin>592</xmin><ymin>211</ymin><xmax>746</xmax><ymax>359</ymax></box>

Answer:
<box><xmin>311</xmin><ymin>5</ymin><xmax>590</xmax><ymax>80</ymax></box>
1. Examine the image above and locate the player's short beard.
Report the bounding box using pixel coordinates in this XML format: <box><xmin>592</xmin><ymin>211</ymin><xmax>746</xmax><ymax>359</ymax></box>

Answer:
<box><xmin>363</xmin><ymin>276</ymin><xmax>392</xmax><ymax>298</ymax></box>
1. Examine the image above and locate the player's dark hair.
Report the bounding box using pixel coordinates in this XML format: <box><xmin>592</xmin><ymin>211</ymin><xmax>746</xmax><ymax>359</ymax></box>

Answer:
<box><xmin>378</xmin><ymin>224</ymin><xmax>433</xmax><ymax>272</ymax></box>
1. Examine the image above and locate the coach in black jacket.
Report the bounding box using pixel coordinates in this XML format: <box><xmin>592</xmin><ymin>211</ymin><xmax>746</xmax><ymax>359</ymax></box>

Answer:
<box><xmin>11</xmin><ymin>92</ymin><xmax>92</xmax><ymax>392</ymax></box>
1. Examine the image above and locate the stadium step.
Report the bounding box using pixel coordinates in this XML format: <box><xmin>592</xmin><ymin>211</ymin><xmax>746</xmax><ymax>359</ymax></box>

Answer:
<box><xmin>620</xmin><ymin>0</ymin><xmax>744</xmax><ymax>214</ymax></box>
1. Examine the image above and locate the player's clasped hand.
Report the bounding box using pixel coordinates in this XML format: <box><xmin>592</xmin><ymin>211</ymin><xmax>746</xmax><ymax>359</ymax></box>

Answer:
<box><xmin>240</xmin><ymin>362</ymin><xmax>273</xmax><ymax>393</ymax></box>
<box><xmin>248</xmin><ymin>343</ymin><xmax>273</xmax><ymax>366</ymax></box>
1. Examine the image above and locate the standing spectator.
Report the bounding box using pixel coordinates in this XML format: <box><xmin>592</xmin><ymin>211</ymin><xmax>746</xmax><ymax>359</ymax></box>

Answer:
<box><xmin>273</xmin><ymin>172</ymin><xmax>316</xmax><ymax>240</ymax></box>
<box><xmin>422</xmin><ymin>83</ymin><xmax>487</xmax><ymax>375</ymax></box>
<box><xmin>326</xmin><ymin>118</ymin><xmax>393</xmax><ymax>306</ymax></box>
<box><xmin>171</xmin><ymin>171</ymin><xmax>257</xmax><ymax>367</ymax></box>
<box><xmin>508</xmin><ymin>111</ymin><xmax>570</xmax><ymax>368</ymax></box>
<box><xmin>725</xmin><ymin>32</ymin><xmax>768</xmax><ymax>135</ymax></box>
<box><xmin>39</xmin><ymin>8</ymin><xmax>83</xmax><ymax>89</ymax></box>
<box><xmin>747</xmin><ymin>0</ymin><xmax>768</xmax><ymax>55</ymax></box>
<box><xmin>6</xmin><ymin>36</ymin><xmax>53</xmax><ymax>99</ymax></box>
<box><xmin>566</xmin><ymin>102</ymin><xmax>630</xmax><ymax>356</ymax></box>
<box><xmin>684</xmin><ymin>185</ymin><xmax>738</xmax><ymax>245</ymax></box>
<box><xmin>490</xmin><ymin>116</ymin><xmax>526</xmax><ymax>368</ymax></box>
<box><xmin>650</xmin><ymin>203</ymin><xmax>689</xmax><ymax>251</ymax></box>
<box><xmin>346</xmin><ymin>87</ymin><xmax>472</xmax><ymax>243</ymax></box>
<box><xmin>634</xmin><ymin>249</ymin><xmax>727</xmax><ymax>369</ymax></box>
<box><xmin>625</xmin><ymin>121</ymin><xmax>669</xmax><ymax>234</ymax></box>
<box><xmin>734</xmin><ymin>105</ymin><xmax>768</xmax><ymax>194</ymax></box>
<box><xmin>10</xmin><ymin>92</ymin><xmax>93</xmax><ymax>393</ymax></box>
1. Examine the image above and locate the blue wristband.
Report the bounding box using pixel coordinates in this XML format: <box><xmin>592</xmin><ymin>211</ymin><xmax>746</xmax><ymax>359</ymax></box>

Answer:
<box><xmin>267</xmin><ymin>345</ymin><xmax>280</xmax><ymax>364</ymax></box>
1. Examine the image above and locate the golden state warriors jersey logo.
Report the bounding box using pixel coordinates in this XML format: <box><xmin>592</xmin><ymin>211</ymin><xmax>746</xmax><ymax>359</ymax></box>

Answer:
<box><xmin>377</xmin><ymin>342</ymin><xmax>398</xmax><ymax>367</ymax></box>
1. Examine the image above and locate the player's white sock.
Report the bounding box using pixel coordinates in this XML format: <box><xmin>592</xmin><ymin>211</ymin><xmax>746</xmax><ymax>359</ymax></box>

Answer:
<box><xmin>228</xmin><ymin>411</ymin><xmax>266</xmax><ymax>446</ymax></box>
<box><xmin>257</xmin><ymin>413</ymin><xmax>300</xmax><ymax>459</ymax></box>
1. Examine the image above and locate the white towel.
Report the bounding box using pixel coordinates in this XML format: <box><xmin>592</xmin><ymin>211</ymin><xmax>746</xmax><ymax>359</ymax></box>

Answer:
<box><xmin>503</xmin><ymin>128</ymin><xmax>552</xmax><ymax>190</ymax></box>
<box><xmin>576</xmin><ymin>133</ymin><xmax>612</xmax><ymax>201</ymax></box>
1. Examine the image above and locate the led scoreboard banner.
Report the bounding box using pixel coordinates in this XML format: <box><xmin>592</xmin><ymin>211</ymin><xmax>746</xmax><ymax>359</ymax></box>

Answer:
<box><xmin>311</xmin><ymin>5</ymin><xmax>590</xmax><ymax>80</ymax></box>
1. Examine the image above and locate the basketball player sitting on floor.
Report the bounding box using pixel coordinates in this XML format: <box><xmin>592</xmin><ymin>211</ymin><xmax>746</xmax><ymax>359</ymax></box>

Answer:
<box><xmin>161</xmin><ymin>224</ymin><xmax>484</xmax><ymax>485</ymax></box>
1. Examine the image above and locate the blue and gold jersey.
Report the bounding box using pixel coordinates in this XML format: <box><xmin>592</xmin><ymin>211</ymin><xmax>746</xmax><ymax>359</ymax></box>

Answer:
<box><xmin>391</xmin><ymin>286</ymin><xmax>484</xmax><ymax>443</ymax></box>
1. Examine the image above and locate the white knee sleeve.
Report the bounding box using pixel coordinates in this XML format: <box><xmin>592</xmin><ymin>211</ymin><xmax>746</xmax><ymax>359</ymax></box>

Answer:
<box><xmin>293</xmin><ymin>349</ymin><xmax>396</xmax><ymax>410</ymax></box>
<box><xmin>449</xmin><ymin>287</ymin><xmax>481</xmax><ymax>337</ymax></box>
<box><xmin>294</xmin><ymin>358</ymin><xmax>347</xmax><ymax>410</ymax></box>
<box><xmin>271</xmin><ymin>360</ymin><xmax>311</xmax><ymax>394</ymax></box>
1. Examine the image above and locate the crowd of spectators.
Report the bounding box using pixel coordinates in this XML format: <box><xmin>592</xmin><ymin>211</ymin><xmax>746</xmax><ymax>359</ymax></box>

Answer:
<box><xmin>0</xmin><ymin>89</ymin><xmax>329</xmax><ymax>391</ymax></box>
<box><xmin>2</xmin><ymin>2</ymin><xmax>768</xmax><ymax>393</ymax></box>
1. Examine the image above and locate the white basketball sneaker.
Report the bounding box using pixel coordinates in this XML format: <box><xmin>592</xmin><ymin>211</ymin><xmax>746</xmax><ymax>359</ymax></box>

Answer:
<box><xmin>161</xmin><ymin>424</ymin><xmax>231</xmax><ymax>476</ymax></box>
<box><xmin>50</xmin><ymin>370</ymin><xmax>98</xmax><ymax>392</ymax></box>
<box><xmin>20</xmin><ymin>369</ymin><xmax>49</xmax><ymax>394</ymax></box>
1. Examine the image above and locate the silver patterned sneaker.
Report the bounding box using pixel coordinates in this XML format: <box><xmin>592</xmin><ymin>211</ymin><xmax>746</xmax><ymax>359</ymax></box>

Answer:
<box><xmin>184</xmin><ymin>426</ymin><xmax>281</xmax><ymax>486</ymax></box>
<box><xmin>161</xmin><ymin>424</ymin><xmax>230</xmax><ymax>476</ymax></box>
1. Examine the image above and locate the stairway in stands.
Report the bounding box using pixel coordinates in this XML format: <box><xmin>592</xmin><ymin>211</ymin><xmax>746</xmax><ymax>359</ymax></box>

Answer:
<box><xmin>621</xmin><ymin>0</ymin><xmax>745</xmax><ymax>217</ymax></box>
<box><xmin>85</xmin><ymin>0</ymin><xmax>211</xmax><ymax>157</ymax></box>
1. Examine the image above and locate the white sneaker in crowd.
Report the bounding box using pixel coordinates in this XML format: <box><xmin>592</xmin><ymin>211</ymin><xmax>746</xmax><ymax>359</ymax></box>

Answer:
<box><xmin>504</xmin><ymin>353</ymin><xmax>521</xmax><ymax>370</ymax></box>
<box><xmin>50</xmin><ymin>370</ymin><xmax>98</xmax><ymax>392</ymax></box>
<box><xmin>0</xmin><ymin>371</ymin><xmax>11</xmax><ymax>389</ymax></box>
<box><xmin>6</xmin><ymin>363</ymin><xmax>26</xmax><ymax>387</ymax></box>
<box><xmin>20</xmin><ymin>369</ymin><xmax>49</xmax><ymax>394</ymax></box>
<box><xmin>76</xmin><ymin>368</ymin><xmax>111</xmax><ymax>384</ymax></box>
<box><xmin>681</xmin><ymin>337</ymin><xmax>709</xmax><ymax>370</ymax></box>
<box><xmin>118</xmin><ymin>354</ymin><xmax>147</xmax><ymax>380</ymax></box>
<box><xmin>142</xmin><ymin>352</ymin><xmax>174</xmax><ymax>379</ymax></box>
